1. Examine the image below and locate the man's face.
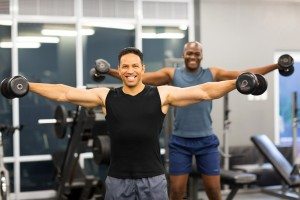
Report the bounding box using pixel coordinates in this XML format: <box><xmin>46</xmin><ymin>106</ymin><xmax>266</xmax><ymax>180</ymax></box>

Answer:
<box><xmin>118</xmin><ymin>53</ymin><xmax>145</xmax><ymax>87</ymax></box>
<box><xmin>183</xmin><ymin>42</ymin><xmax>203</xmax><ymax>71</ymax></box>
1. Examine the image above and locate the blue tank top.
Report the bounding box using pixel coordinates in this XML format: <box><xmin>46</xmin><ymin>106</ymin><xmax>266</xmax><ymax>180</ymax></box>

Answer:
<box><xmin>172</xmin><ymin>66</ymin><xmax>214</xmax><ymax>138</ymax></box>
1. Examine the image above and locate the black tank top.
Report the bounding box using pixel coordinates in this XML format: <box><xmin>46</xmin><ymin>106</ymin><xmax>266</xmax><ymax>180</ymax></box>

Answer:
<box><xmin>105</xmin><ymin>85</ymin><xmax>166</xmax><ymax>179</ymax></box>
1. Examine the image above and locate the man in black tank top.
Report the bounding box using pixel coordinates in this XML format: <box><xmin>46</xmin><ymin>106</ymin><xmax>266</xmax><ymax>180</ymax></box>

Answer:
<box><xmin>19</xmin><ymin>47</ymin><xmax>239</xmax><ymax>199</ymax></box>
<box><xmin>106</xmin><ymin>42</ymin><xmax>281</xmax><ymax>200</ymax></box>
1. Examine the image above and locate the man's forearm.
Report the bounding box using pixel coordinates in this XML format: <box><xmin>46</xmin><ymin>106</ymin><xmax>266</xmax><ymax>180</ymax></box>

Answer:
<box><xmin>201</xmin><ymin>80</ymin><xmax>236</xmax><ymax>100</ymax></box>
<box><xmin>108</xmin><ymin>69</ymin><xmax>121</xmax><ymax>80</ymax></box>
<box><xmin>245</xmin><ymin>64</ymin><xmax>278</xmax><ymax>75</ymax></box>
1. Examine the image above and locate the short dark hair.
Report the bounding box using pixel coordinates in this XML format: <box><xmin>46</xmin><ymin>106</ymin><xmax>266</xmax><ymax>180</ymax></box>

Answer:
<box><xmin>118</xmin><ymin>47</ymin><xmax>143</xmax><ymax>64</ymax></box>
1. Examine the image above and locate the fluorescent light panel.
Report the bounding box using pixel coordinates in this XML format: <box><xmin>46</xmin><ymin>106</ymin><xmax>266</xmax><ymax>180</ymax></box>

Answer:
<box><xmin>0</xmin><ymin>42</ymin><xmax>41</xmax><ymax>48</ymax></box>
<box><xmin>41</xmin><ymin>29</ymin><xmax>95</xmax><ymax>36</ymax></box>
<box><xmin>17</xmin><ymin>36</ymin><xmax>59</xmax><ymax>43</ymax></box>
<box><xmin>84</xmin><ymin>21</ymin><xmax>135</xmax><ymax>30</ymax></box>
<box><xmin>142</xmin><ymin>32</ymin><xmax>185</xmax><ymax>39</ymax></box>
<box><xmin>0</xmin><ymin>20</ymin><xmax>12</xmax><ymax>26</ymax></box>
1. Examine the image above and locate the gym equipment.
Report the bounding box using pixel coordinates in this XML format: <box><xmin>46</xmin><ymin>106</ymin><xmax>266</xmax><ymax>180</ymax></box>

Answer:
<box><xmin>0</xmin><ymin>124</ymin><xmax>23</xmax><ymax>200</ymax></box>
<box><xmin>222</xmin><ymin>94</ymin><xmax>231</xmax><ymax>171</ymax></box>
<box><xmin>236</xmin><ymin>72</ymin><xmax>268</xmax><ymax>95</ymax></box>
<box><xmin>92</xmin><ymin>135</ymin><xmax>110</xmax><ymax>165</ymax></box>
<box><xmin>90</xmin><ymin>59</ymin><xmax>110</xmax><ymax>82</ymax></box>
<box><xmin>251</xmin><ymin>74</ymin><xmax>268</xmax><ymax>96</ymax></box>
<box><xmin>90</xmin><ymin>68</ymin><xmax>105</xmax><ymax>82</ymax></box>
<box><xmin>94</xmin><ymin>59</ymin><xmax>110</xmax><ymax>74</ymax></box>
<box><xmin>220</xmin><ymin>170</ymin><xmax>257</xmax><ymax>200</ymax></box>
<box><xmin>89</xmin><ymin>59</ymin><xmax>110</xmax><ymax>82</ymax></box>
<box><xmin>38</xmin><ymin>105</ymin><xmax>105</xmax><ymax>139</ymax></box>
<box><xmin>292</xmin><ymin>92</ymin><xmax>299</xmax><ymax>165</ymax></box>
<box><xmin>0</xmin><ymin>76</ymin><xmax>29</xmax><ymax>99</ymax></box>
<box><xmin>220</xmin><ymin>94</ymin><xmax>257</xmax><ymax>200</ymax></box>
<box><xmin>0</xmin><ymin>130</ymin><xmax>9</xmax><ymax>200</ymax></box>
<box><xmin>251</xmin><ymin>134</ymin><xmax>300</xmax><ymax>199</ymax></box>
<box><xmin>278</xmin><ymin>54</ymin><xmax>294</xmax><ymax>77</ymax></box>
<box><xmin>53</xmin><ymin>106</ymin><xmax>105</xmax><ymax>200</ymax></box>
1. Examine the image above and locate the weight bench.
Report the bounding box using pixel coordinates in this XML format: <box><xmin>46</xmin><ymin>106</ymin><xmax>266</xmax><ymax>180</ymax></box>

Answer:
<box><xmin>188</xmin><ymin>167</ymin><xmax>256</xmax><ymax>200</ymax></box>
<box><xmin>220</xmin><ymin>170</ymin><xmax>257</xmax><ymax>200</ymax></box>
<box><xmin>251</xmin><ymin>134</ymin><xmax>300</xmax><ymax>199</ymax></box>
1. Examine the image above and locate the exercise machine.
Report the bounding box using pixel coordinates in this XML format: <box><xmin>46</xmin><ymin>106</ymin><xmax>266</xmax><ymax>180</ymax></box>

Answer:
<box><xmin>0</xmin><ymin>124</ymin><xmax>22</xmax><ymax>200</ymax></box>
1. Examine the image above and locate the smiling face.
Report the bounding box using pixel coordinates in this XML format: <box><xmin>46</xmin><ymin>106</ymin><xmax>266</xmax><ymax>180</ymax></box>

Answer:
<box><xmin>183</xmin><ymin>41</ymin><xmax>203</xmax><ymax>71</ymax></box>
<box><xmin>118</xmin><ymin>53</ymin><xmax>145</xmax><ymax>88</ymax></box>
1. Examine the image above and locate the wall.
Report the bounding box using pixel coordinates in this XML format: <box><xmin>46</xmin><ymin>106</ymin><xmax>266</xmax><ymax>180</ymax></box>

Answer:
<box><xmin>198</xmin><ymin>0</ymin><xmax>300</xmax><ymax>145</ymax></box>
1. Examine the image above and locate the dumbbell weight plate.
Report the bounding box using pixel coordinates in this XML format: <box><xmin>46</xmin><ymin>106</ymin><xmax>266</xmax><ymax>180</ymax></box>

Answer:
<box><xmin>236</xmin><ymin>72</ymin><xmax>258</xmax><ymax>95</ymax></box>
<box><xmin>54</xmin><ymin>105</ymin><xmax>68</xmax><ymax>139</ymax></box>
<box><xmin>251</xmin><ymin>74</ymin><xmax>268</xmax><ymax>96</ymax></box>
<box><xmin>94</xmin><ymin>59</ymin><xmax>110</xmax><ymax>73</ymax></box>
<box><xmin>90</xmin><ymin>68</ymin><xmax>105</xmax><ymax>82</ymax></box>
<box><xmin>278</xmin><ymin>54</ymin><xmax>294</xmax><ymax>68</ymax></box>
<box><xmin>279</xmin><ymin>65</ymin><xmax>294</xmax><ymax>77</ymax></box>
<box><xmin>1</xmin><ymin>78</ymin><xmax>15</xmax><ymax>99</ymax></box>
<box><xmin>8</xmin><ymin>76</ymin><xmax>29</xmax><ymax>98</ymax></box>
<box><xmin>93</xmin><ymin>135</ymin><xmax>110</xmax><ymax>165</ymax></box>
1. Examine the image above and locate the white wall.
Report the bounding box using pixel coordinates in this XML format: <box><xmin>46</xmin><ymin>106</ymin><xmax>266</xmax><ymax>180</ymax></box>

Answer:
<box><xmin>198</xmin><ymin>0</ymin><xmax>300</xmax><ymax>146</ymax></box>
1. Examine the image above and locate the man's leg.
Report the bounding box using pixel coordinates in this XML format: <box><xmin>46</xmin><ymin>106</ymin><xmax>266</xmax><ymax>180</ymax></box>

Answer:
<box><xmin>201</xmin><ymin>174</ymin><xmax>221</xmax><ymax>200</ymax></box>
<box><xmin>136</xmin><ymin>174</ymin><xmax>168</xmax><ymax>200</ymax></box>
<box><xmin>104</xmin><ymin>176</ymin><xmax>136</xmax><ymax>200</ymax></box>
<box><xmin>168</xmin><ymin>135</ymin><xmax>193</xmax><ymax>200</ymax></box>
<box><xmin>195</xmin><ymin>134</ymin><xmax>221</xmax><ymax>200</ymax></box>
<box><xmin>169</xmin><ymin>174</ymin><xmax>189</xmax><ymax>200</ymax></box>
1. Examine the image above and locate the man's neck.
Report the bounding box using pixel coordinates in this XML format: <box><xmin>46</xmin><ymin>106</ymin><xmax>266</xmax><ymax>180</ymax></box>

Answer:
<box><xmin>122</xmin><ymin>83</ymin><xmax>145</xmax><ymax>96</ymax></box>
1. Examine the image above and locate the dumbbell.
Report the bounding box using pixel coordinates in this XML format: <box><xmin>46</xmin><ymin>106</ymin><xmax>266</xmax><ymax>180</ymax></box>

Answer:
<box><xmin>278</xmin><ymin>54</ymin><xmax>294</xmax><ymax>76</ymax></box>
<box><xmin>0</xmin><ymin>76</ymin><xmax>29</xmax><ymax>99</ymax></box>
<box><xmin>236</xmin><ymin>72</ymin><xmax>268</xmax><ymax>95</ymax></box>
<box><xmin>90</xmin><ymin>59</ymin><xmax>111</xmax><ymax>82</ymax></box>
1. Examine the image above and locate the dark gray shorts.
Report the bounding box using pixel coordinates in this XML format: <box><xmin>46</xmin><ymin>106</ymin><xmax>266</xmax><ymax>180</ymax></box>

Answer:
<box><xmin>104</xmin><ymin>174</ymin><xmax>168</xmax><ymax>200</ymax></box>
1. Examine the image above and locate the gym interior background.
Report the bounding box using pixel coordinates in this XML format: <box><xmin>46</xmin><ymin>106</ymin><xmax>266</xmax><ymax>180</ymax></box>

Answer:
<box><xmin>0</xmin><ymin>0</ymin><xmax>299</xmax><ymax>199</ymax></box>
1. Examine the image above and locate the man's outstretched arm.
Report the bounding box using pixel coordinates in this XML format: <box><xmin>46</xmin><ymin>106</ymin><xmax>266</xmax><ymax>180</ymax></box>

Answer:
<box><xmin>159</xmin><ymin>79</ymin><xmax>236</xmax><ymax>107</ymax></box>
<box><xmin>211</xmin><ymin>64</ymin><xmax>278</xmax><ymax>81</ymax></box>
<box><xmin>29</xmin><ymin>83</ymin><xmax>108</xmax><ymax>108</ymax></box>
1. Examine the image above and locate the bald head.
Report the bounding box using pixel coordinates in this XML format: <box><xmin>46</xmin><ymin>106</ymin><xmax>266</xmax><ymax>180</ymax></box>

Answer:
<box><xmin>182</xmin><ymin>41</ymin><xmax>203</xmax><ymax>71</ymax></box>
<box><xmin>183</xmin><ymin>41</ymin><xmax>203</xmax><ymax>52</ymax></box>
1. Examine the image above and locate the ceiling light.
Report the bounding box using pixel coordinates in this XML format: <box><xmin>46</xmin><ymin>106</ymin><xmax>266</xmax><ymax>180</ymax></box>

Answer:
<box><xmin>0</xmin><ymin>20</ymin><xmax>12</xmax><ymax>26</ymax></box>
<box><xmin>41</xmin><ymin>29</ymin><xmax>95</xmax><ymax>36</ymax></box>
<box><xmin>142</xmin><ymin>32</ymin><xmax>185</xmax><ymax>39</ymax></box>
<box><xmin>17</xmin><ymin>36</ymin><xmax>59</xmax><ymax>43</ymax></box>
<box><xmin>179</xmin><ymin>25</ymin><xmax>188</xmax><ymax>30</ymax></box>
<box><xmin>84</xmin><ymin>21</ymin><xmax>135</xmax><ymax>30</ymax></box>
<box><xmin>0</xmin><ymin>42</ymin><xmax>41</xmax><ymax>48</ymax></box>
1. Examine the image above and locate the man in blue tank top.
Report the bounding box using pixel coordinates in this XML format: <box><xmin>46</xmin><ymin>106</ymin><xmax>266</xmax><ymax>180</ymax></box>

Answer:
<box><xmin>4</xmin><ymin>47</ymin><xmax>244</xmax><ymax>200</ymax></box>
<box><xmin>107</xmin><ymin>42</ymin><xmax>279</xmax><ymax>200</ymax></box>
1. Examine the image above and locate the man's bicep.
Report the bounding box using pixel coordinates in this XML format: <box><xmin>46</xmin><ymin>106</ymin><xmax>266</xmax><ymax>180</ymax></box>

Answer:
<box><xmin>166</xmin><ymin>86</ymin><xmax>203</xmax><ymax>107</ymax></box>
<box><xmin>90</xmin><ymin>88</ymin><xmax>109</xmax><ymax>107</ymax></box>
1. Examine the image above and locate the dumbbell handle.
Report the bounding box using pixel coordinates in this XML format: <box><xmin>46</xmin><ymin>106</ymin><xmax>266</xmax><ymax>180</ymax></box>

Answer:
<box><xmin>38</xmin><ymin>118</ymin><xmax>73</xmax><ymax>124</ymax></box>
<box><xmin>38</xmin><ymin>113</ymin><xmax>105</xmax><ymax>124</ymax></box>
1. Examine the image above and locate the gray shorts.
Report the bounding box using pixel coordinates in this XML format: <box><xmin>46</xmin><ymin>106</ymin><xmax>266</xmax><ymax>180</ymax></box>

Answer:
<box><xmin>104</xmin><ymin>174</ymin><xmax>168</xmax><ymax>200</ymax></box>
